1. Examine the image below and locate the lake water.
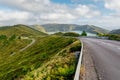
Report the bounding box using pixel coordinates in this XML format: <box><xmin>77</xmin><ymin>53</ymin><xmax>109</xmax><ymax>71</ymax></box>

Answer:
<box><xmin>47</xmin><ymin>31</ymin><xmax>97</xmax><ymax>36</ymax></box>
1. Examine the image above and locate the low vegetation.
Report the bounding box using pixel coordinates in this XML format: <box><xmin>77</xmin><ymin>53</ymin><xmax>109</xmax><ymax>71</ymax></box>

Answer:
<box><xmin>0</xmin><ymin>25</ymin><xmax>81</xmax><ymax>80</ymax></box>
<box><xmin>24</xmin><ymin>37</ymin><xmax>81</xmax><ymax>80</ymax></box>
<box><xmin>97</xmin><ymin>33</ymin><xmax>120</xmax><ymax>41</ymax></box>
<box><xmin>63</xmin><ymin>32</ymin><xmax>80</xmax><ymax>37</ymax></box>
<box><xmin>0</xmin><ymin>24</ymin><xmax>47</xmax><ymax>37</ymax></box>
<box><xmin>108</xmin><ymin>34</ymin><xmax>120</xmax><ymax>41</ymax></box>
<box><xmin>54</xmin><ymin>32</ymin><xmax>80</xmax><ymax>37</ymax></box>
<box><xmin>81</xmin><ymin>31</ymin><xmax>87</xmax><ymax>36</ymax></box>
<box><xmin>0</xmin><ymin>34</ymin><xmax>31</xmax><ymax>54</ymax></box>
<box><xmin>0</xmin><ymin>35</ymin><xmax>81</xmax><ymax>80</ymax></box>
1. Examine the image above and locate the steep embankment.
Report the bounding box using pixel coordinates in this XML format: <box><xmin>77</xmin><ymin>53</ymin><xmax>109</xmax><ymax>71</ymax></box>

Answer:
<box><xmin>0</xmin><ymin>36</ymin><xmax>81</xmax><ymax>80</ymax></box>
<box><xmin>0</xmin><ymin>24</ymin><xmax>47</xmax><ymax>79</ymax></box>
<box><xmin>0</xmin><ymin>24</ymin><xmax>82</xmax><ymax>80</ymax></box>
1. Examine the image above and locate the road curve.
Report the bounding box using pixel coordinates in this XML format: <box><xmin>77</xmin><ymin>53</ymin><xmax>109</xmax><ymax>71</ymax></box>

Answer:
<box><xmin>80</xmin><ymin>38</ymin><xmax>120</xmax><ymax>80</ymax></box>
<box><xmin>20</xmin><ymin>38</ymin><xmax>35</xmax><ymax>52</ymax></box>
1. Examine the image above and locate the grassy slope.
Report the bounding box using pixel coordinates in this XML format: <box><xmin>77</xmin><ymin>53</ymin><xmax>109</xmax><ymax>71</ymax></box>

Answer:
<box><xmin>0</xmin><ymin>24</ymin><xmax>47</xmax><ymax>65</ymax></box>
<box><xmin>0</xmin><ymin>24</ymin><xmax>47</xmax><ymax>37</ymax></box>
<box><xmin>0</xmin><ymin>24</ymin><xmax>47</xmax><ymax>79</ymax></box>
<box><xmin>24</xmin><ymin>37</ymin><xmax>81</xmax><ymax>80</ymax></box>
<box><xmin>0</xmin><ymin>35</ymin><xmax>81</xmax><ymax>80</ymax></box>
<box><xmin>0</xmin><ymin>38</ymin><xmax>31</xmax><ymax>58</ymax></box>
<box><xmin>0</xmin><ymin>25</ymin><xmax>81</xmax><ymax>80</ymax></box>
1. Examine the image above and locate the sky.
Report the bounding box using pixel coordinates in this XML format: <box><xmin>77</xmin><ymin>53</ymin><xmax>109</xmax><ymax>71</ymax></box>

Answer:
<box><xmin>0</xmin><ymin>0</ymin><xmax>120</xmax><ymax>30</ymax></box>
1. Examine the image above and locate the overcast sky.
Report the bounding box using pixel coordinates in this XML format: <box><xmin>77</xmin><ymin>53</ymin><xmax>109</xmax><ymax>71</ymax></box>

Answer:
<box><xmin>0</xmin><ymin>0</ymin><xmax>120</xmax><ymax>30</ymax></box>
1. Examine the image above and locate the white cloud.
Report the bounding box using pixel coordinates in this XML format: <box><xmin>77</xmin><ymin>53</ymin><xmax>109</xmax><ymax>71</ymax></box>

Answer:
<box><xmin>0</xmin><ymin>10</ymin><xmax>30</xmax><ymax>21</ymax></box>
<box><xmin>1</xmin><ymin>0</ymin><xmax>120</xmax><ymax>30</ymax></box>
<box><xmin>105</xmin><ymin>0</ymin><xmax>120</xmax><ymax>12</ymax></box>
<box><xmin>0</xmin><ymin>10</ymin><xmax>34</xmax><ymax>25</ymax></box>
<box><xmin>0</xmin><ymin>0</ymin><xmax>101</xmax><ymax>25</ymax></box>
<box><xmin>39</xmin><ymin>13</ymin><xmax>76</xmax><ymax>20</ymax></box>
<box><xmin>75</xmin><ymin>5</ymin><xmax>100</xmax><ymax>18</ymax></box>
<box><xmin>75</xmin><ymin>14</ymin><xmax>120</xmax><ymax>30</ymax></box>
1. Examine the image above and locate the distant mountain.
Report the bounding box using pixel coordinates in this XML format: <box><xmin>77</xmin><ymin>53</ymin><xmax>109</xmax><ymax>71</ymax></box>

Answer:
<box><xmin>109</xmin><ymin>29</ymin><xmax>120</xmax><ymax>34</ymax></box>
<box><xmin>29</xmin><ymin>24</ymin><xmax>47</xmax><ymax>33</ymax></box>
<box><xmin>41</xmin><ymin>24</ymin><xmax>108</xmax><ymax>34</ymax></box>
<box><xmin>0</xmin><ymin>24</ymin><xmax>47</xmax><ymax>37</ymax></box>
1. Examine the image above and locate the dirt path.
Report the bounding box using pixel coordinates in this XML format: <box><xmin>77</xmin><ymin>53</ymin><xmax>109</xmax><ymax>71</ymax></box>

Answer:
<box><xmin>19</xmin><ymin>38</ymin><xmax>35</xmax><ymax>52</ymax></box>
<box><xmin>10</xmin><ymin>38</ymin><xmax>35</xmax><ymax>56</ymax></box>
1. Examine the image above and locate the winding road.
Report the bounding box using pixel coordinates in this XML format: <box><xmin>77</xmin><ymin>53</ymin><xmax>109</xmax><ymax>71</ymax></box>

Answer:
<box><xmin>80</xmin><ymin>38</ymin><xmax>120</xmax><ymax>80</ymax></box>
<box><xmin>20</xmin><ymin>38</ymin><xmax>35</xmax><ymax>52</ymax></box>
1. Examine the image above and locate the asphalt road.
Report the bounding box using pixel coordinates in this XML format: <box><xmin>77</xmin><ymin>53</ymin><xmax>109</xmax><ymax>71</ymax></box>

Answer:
<box><xmin>80</xmin><ymin>38</ymin><xmax>120</xmax><ymax>80</ymax></box>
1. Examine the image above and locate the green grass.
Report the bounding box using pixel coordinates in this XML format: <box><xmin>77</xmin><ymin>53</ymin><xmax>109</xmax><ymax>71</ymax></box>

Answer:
<box><xmin>0</xmin><ymin>25</ymin><xmax>81</xmax><ymax>80</ymax></box>
<box><xmin>0</xmin><ymin>35</ymin><xmax>31</xmax><ymax>59</ymax></box>
<box><xmin>53</xmin><ymin>32</ymin><xmax>80</xmax><ymax>37</ymax></box>
<box><xmin>0</xmin><ymin>24</ymin><xmax>47</xmax><ymax>37</ymax></box>
<box><xmin>0</xmin><ymin>35</ymin><xmax>81</xmax><ymax>80</ymax></box>
<box><xmin>108</xmin><ymin>34</ymin><xmax>120</xmax><ymax>41</ymax></box>
<box><xmin>97</xmin><ymin>33</ymin><xmax>120</xmax><ymax>41</ymax></box>
<box><xmin>24</xmin><ymin>38</ymin><xmax>81</xmax><ymax>80</ymax></box>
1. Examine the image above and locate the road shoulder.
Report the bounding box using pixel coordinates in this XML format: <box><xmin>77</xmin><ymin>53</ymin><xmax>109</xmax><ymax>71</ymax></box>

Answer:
<box><xmin>80</xmin><ymin>42</ymin><xmax>98</xmax><ymax>80</ymax></box>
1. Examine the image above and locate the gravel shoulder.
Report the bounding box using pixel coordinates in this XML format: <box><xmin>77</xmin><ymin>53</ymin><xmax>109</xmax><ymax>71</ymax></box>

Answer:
<box><xmin>80</xmin><ymin>42</ymin><xmax>98</xmax><ymax>80</ymax></box>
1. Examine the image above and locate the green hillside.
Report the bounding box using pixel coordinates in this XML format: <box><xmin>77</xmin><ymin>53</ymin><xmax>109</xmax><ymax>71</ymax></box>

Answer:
<box><xmin>0</xmin><ymin>36</ymin><xmax>80</xmax><ymax>80</ymax></box>
<box><xmin>0</xmin><ymin>24</ymin><xmax>47</xmax><ymax>37</ymax></box>
<box><xmin>0</xmin><ymin>25</ymin><xmax>81</xmax><ymax>80</ymax></box>
<box><xmin>41</xmin><ymin>24</ymin><xmax>108</xmax><ymax>34</ymax></box>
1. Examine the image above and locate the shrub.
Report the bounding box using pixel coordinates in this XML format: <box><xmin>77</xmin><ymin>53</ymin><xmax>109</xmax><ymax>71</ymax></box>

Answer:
<box><xmin>0</xmin><ymin>35</ymin><xmax>7</xmax><ymax>40</ymax></box>
<box><xmin>9</xmin><ymin>34</ymin><xmax>16</xmax><ymax>41</ymax></box>
<box><xmin>70</xmin><ymin>44</ymin><xmax>81</xmax><ymax>52</ymax></box>
<box><xmin>63</xmin><ymin>32</ymin><xmax>80</xmax><ymax>37</ymax></box>
<box><xmin>81</xmin><ymin>31</ymin><xmax>87</xmax><ymax>36</ymax></box>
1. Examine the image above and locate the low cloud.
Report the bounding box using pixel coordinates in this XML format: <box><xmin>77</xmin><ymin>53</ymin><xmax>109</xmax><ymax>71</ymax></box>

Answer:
<box><xmin>0</xmin><ymin>10</ymin><xmax>30</xmax><ymax>21</ymax></box>
<box><xmin>105</xmin><ymin>0</ymin><xmax>120</xmax><ymax>12</ymax></box>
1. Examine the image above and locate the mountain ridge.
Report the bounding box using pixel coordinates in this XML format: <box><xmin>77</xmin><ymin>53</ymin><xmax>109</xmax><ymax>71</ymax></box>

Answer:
<box><xmin>40</xmin><ymin>24</ymin><xmax>109</xmax><ymax>34</ymax></box>
<box><xmin>109</xmin><ymin>29</ymin><xmax>120</xmax><ymax>34</ymax></box>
